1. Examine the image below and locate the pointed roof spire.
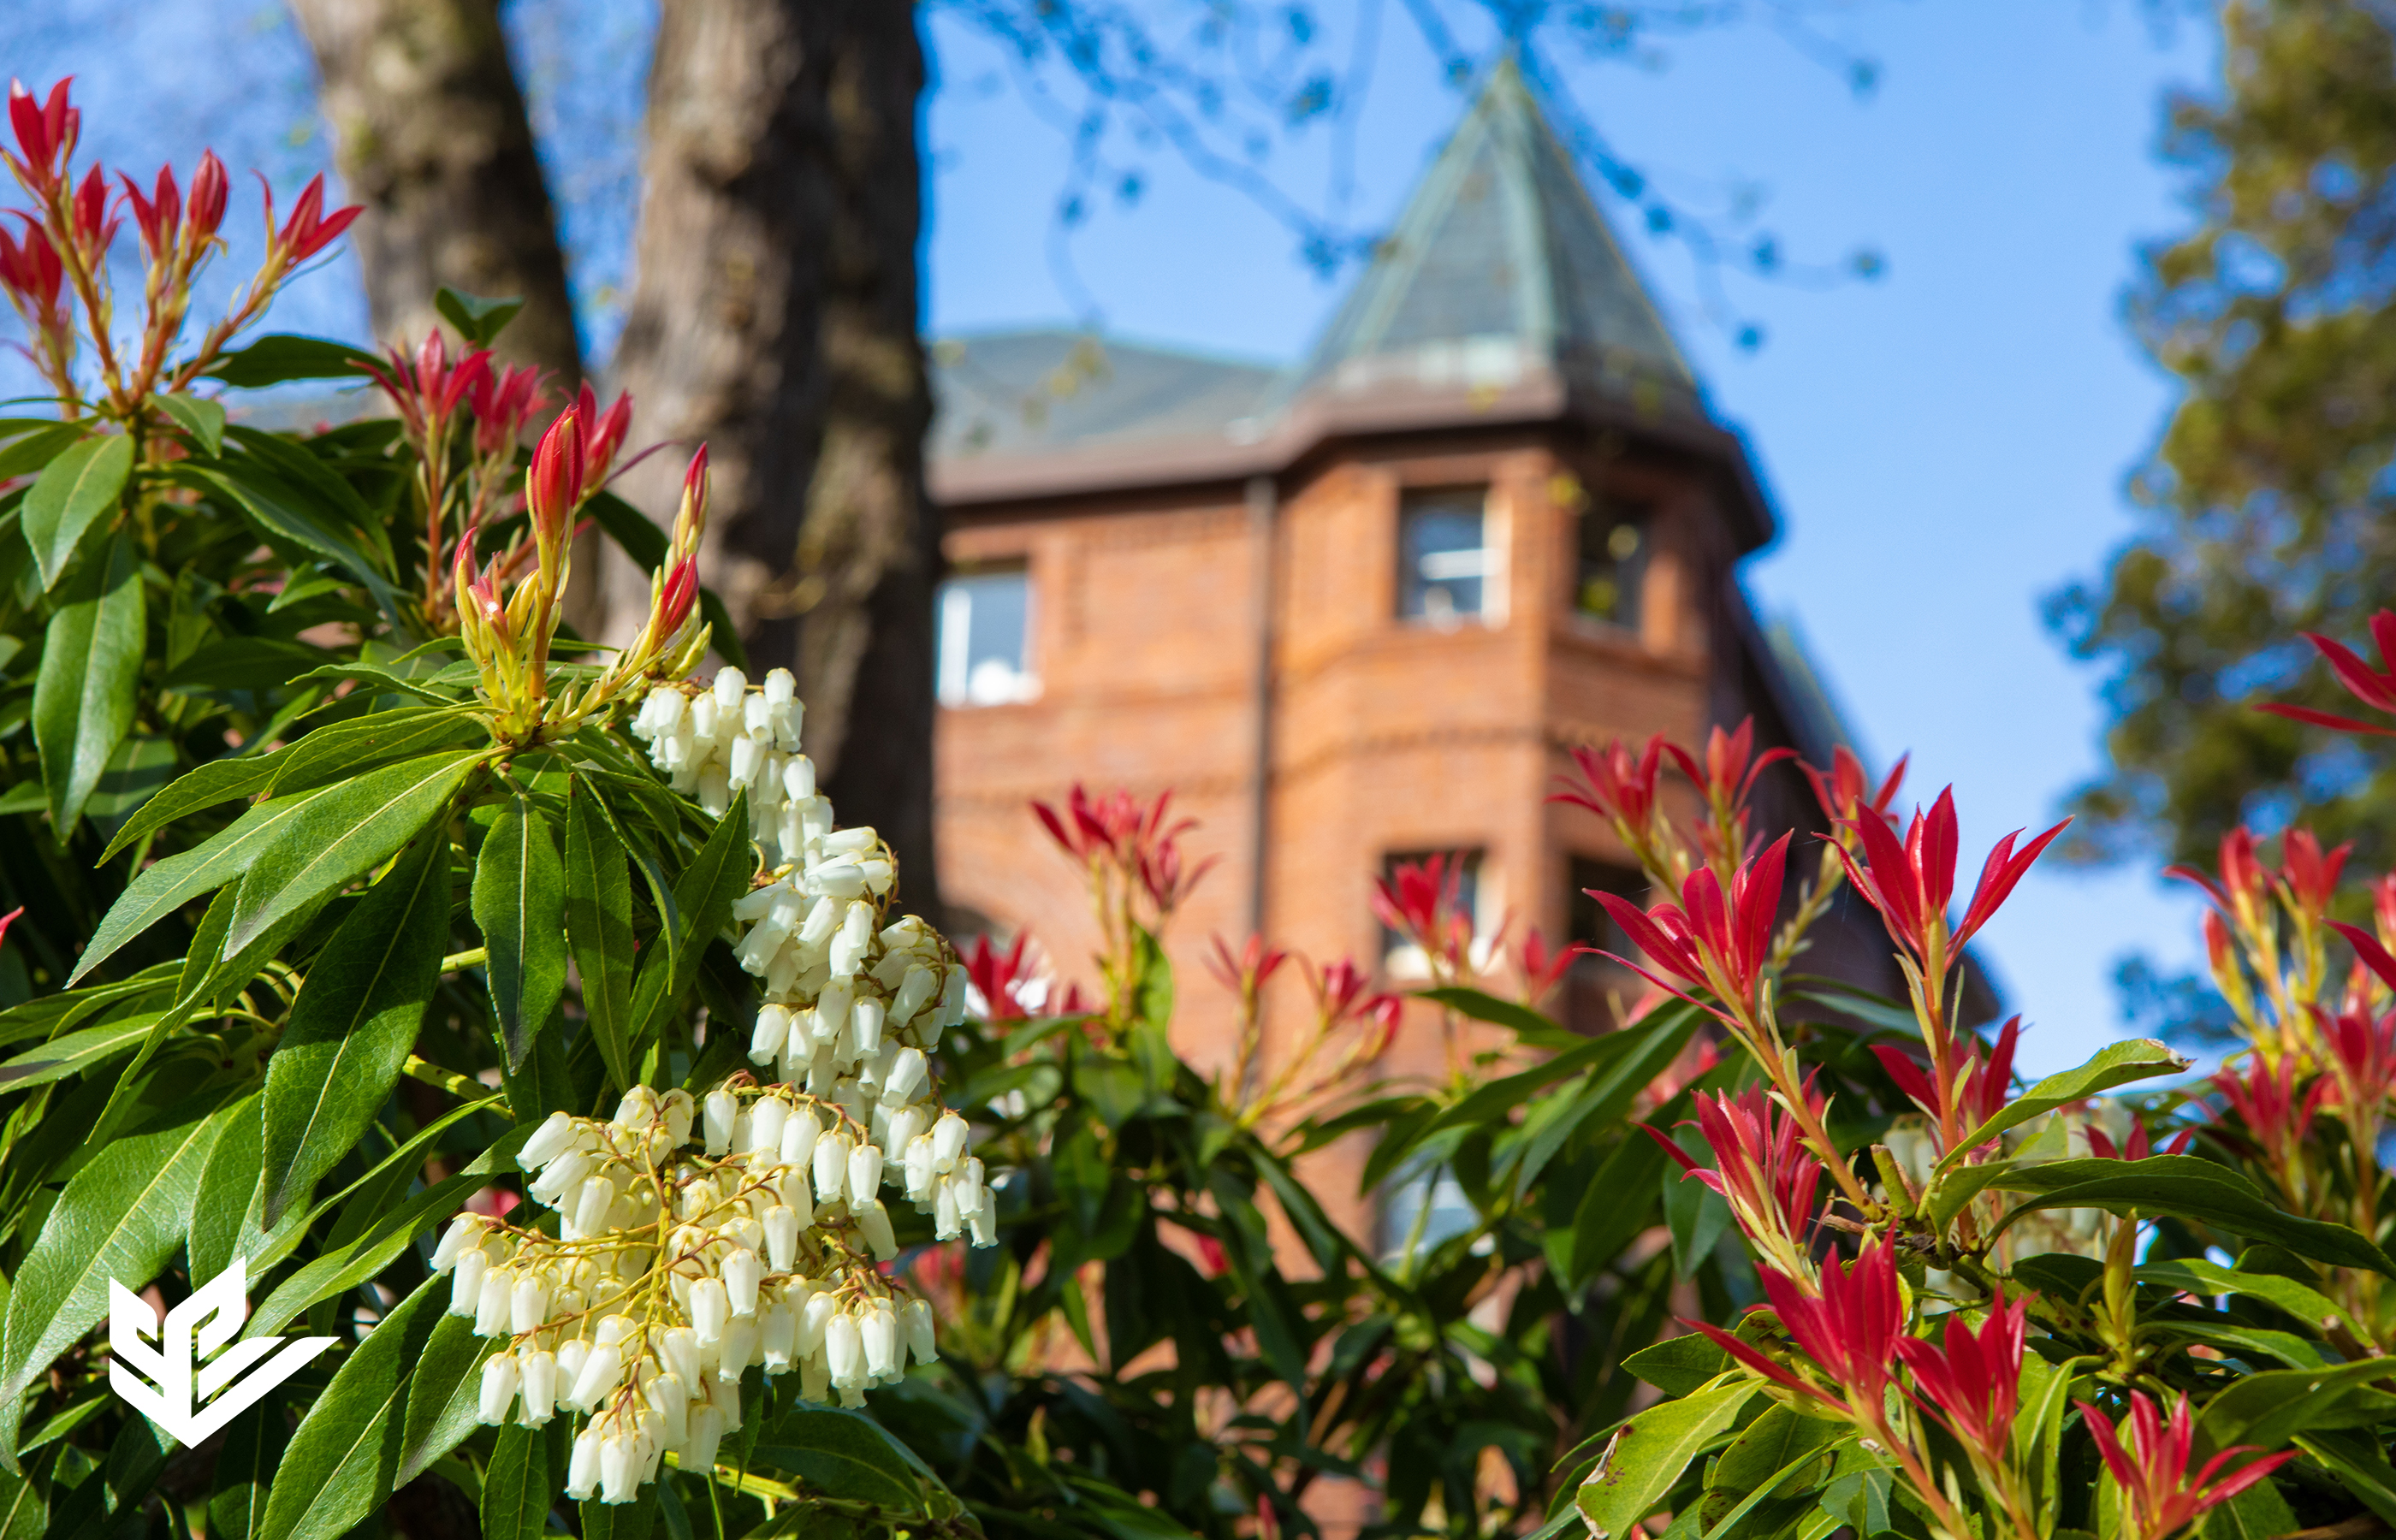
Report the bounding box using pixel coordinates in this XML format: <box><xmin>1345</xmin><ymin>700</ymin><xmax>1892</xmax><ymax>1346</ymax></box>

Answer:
<box><xmin>1281</xmin><ymin>54</ymin><xmax>1702</xmax><ymax>418</ymax></box>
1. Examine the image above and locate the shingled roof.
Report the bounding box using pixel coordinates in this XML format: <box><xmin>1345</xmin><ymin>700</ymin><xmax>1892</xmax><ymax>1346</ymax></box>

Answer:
<box><xmin>1266</xmin><ymin>53</ymin><xmax>1701</xmax><ymax>418</ymax></box>
<box><xmin>928</xmin><ymin>54</ymin><xmax>1707</xmax><ymax>471</ymax></box>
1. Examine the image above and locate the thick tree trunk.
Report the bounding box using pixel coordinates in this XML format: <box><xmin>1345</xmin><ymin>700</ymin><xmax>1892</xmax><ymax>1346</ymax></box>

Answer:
<box><xmin>288</xmin><ymin>0</ymin><xmax>583</xmax><ymax>386</ymax></box>
<box><xmin>605</xmin><ymin>0</ymin><xmax>940</xmax><ymax>915</ymax></box>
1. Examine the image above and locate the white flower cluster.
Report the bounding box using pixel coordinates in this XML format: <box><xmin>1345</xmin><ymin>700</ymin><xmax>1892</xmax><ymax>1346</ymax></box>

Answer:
<box><xmin>631</xmin><ymin>666</ymin><xmax>844</xmax><ymax>869</ymax></box>
<box><xmin>632</xmin><ymin>670</ymin><xmax>993</xmax><ymax>1245</ymax></box>
<box><xmin>426</xmin><ymin>666</ymin><xmax>1001</xmax><ymax>1505</ymax></box>
<box><xmin>436</xmin><ymin>1086</ymin><xmax>967</xmax><ymax>1502</ymax></box>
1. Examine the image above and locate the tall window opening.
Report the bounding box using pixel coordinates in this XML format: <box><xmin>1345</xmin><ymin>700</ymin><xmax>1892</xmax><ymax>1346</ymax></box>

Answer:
<box><xmin>1577</xmin><ymin>500</ymin><xmax>1650</xmax><ymax>630</ymax></box>
<box><xmin>1566</xmin><ymin>856</ymin><xmax>1649</xmax><ymax>1032</ymax></box>
<box><xmin>1397</xmin><ymin>487</ymin><xmax>1493</xmax><ymax>623</ymax></box>
<box><xmin>936</xmin><ymin>564</ymin><xmax>1036</xmax><ymax>707</ymax></box>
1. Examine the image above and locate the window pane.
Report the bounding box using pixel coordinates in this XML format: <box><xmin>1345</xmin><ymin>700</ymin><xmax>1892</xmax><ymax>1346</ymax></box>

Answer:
<box><xmin>1397</xmin><ymin>489</ymin><xmax>1488</xmax><ymax>620</ymax></box>
<box><xmin>1577</xmin><ymin>500</ymin><xmax>1649</xmax><ymax>628</ymax></box>
<box><xmin>1379</xmin><ymin>849</ymin><xmax>1484</xmax><ymax>960</ymax></box>
<box><xmin>937</xmin><ymin>567</ymin><xmax>1035</xmax><ymax>707</ymax></box>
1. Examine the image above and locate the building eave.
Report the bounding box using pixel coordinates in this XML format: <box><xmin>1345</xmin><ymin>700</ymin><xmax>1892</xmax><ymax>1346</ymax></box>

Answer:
<box><xmin>930</xmin><ymin>369</ymin><xmax>1779</xmax><ymax>554</ymax></box>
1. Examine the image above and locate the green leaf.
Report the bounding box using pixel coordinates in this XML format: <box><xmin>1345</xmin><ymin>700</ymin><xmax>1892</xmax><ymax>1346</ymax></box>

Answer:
<box><xmin>260</xmin><ymin>831</ymin><xmax>450</xmax><ymax>1223</ymax></box>
<box><xmin>0</xmin><ymin>1088</ymin><xmax>234</xmax><ymax>1463</ymax></box>
<box><xmin>257</xmin><ymin>1270</ymin><xmax>447</xmax><ymax>1540</ymax></box>
<box><xmin>0</xmin><ymin>1010</ymin><xmax>161</xmax><ymax>1090</ymax></box>
<box><xmin>434</xmin><ymin>287</ymin><xmax>525</xmax><ymax>345</ymax></box>
<box><xmin>584</xmin><ymin>489</ymin><xmax>666</xmax><ymax>569</ymax></box>
<box><xmin>33</xmin><ymin>528</ymin><xmax>143</xmax><ymax>833</ymax></box>
<box><xmin>97</xmin><ymin>753</ymin><xmax>282</xmax><ymax>862</ymax></box>
<box><xmin>630</xmin><ymin>791</ymin><xmax>751</xmax><ymax>1046</ymax></box>
<box><xmin>1514</xmin><ymin>1001</ymin><xmax>1700</xmax><ymax>1196</ymax></box>
<box><xmin>2295</xmin><ymin>1430</ymin><xmax>2396</xmax><ymax>1525</ymax></box>
<box><xmin>1988</xmin><ymin>1155</ymin><xmax>2396</xmax><ymax>1276</ymax></box>
<box><xmin>1622</xmin><ymin>1334</ymin><xmax>1732</xmax><ymax>1397</ymax></box>
<box><xmin>1418</xmin><ymin>985</ymin><xmax>1571</xmax><ymax>1043</ymax></box>
<box><xmin>156</xmin><ymin>393</ymin><xmax>227</xmax><ymax>456</ymax></box>
<box><xmin>1933</xmin><ymin>1038</ymin><xmax>2189</xmax><ymax>1178</ymax></box>
<box><xmin>223</xmin><ymin>749</ymin><xmax>481</xmax><ymax>957</ymax></box>
<box><xmin>266</xmin><ymin>705</ymin><xmax>485</xmax><ymax>797</ymax></box>
<box><xmin>566</xmin><ymin>778</ymin><xmax>637</xmax><ymax>1093</ymax></box>
<box><xmin>174</xmin><ymin>463</ymin><xmax>400</xmax><ymax>623</ymax></box>
<box><xmin>2196</xmin><ymin>1359</ymin><xmax>2396</xmax><ymax>1453</ymax></box>
<box><xmin>578</xmin><ymin>1488</ymin><xmax>657</xmax><ymax>1540</ymax></box>
<box><xmin>246</xmin><ymin>1128</ymin><xmax>528</xmax><ymax>1340</ymax></box>
<box><xmin>206</xmin><ymin>1401</ymin><xmax>291</xmax><ymax>1540</ymax></box>
<box><xmin>1575</xmin><ymin>1380</ymin><xmax>1753</xmax><ymax>1539</ymax></box>
<box><xmin>479</xmin><ymin>1424</ymin><xmax>559</xmax><ymax>1540</ymax></box>
<box><xmin>474</xmin><ymin>793</ymin><xmax>566</xmax><ymax>1072</ymax></box>
<box><xmin>2196</xmin><ymin>1472</ymin><xmax>2298</xmax><ymax>1538</ymax></box>
<box><xmin>756</xmin><ymin>1404</ymin><xmax>933</xmax><ymax>1511</ymax></box>
<box><xmin>21</xmin><ymin>432</ymin><xmax>131</xmax><ymax>589</ymax></box>
<box><xmin>160</xmin><ymin>635</ymin><xmax>330</xmax><ymax>694</ymax></box>
<box><xmin>0</xmin><ymin>1455</ymin><xmax>45</xmax><ymax>1540</ymax></box>
<box><xmin>394</xmin><ymin>1311</ymin><xmax>503</xmax><ymax>1485</ymax></box>
<box><xmin>0</xmin><ymin>423</ymin><xmax>82</xmax><ymax>483</ymax></box>
<box><xmin>187</xmin><ymin>1092</ymin><xmax>269</xmax><ymax>1286</ymax></box>
<box><xmin>2138</xmin><ymin>1256</ymin><xmax>2366</xmax><ymax>1344</ymax></box>
<box><xmin>203</xmin><ymin>333</ymin><xmax>380</xmax><ymax>388</ymax></box>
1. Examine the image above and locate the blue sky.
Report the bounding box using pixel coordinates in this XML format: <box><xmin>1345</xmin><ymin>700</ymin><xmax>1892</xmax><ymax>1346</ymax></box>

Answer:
<box><xmin>923</xmin><ymin>1</ymin><xmax>2221</xmax><ymax>1075</ymax></box>
<box><xmin>3</xmin><ymin>0</ymin><xmax>2225</xmax><ymax>1075</ymax></box>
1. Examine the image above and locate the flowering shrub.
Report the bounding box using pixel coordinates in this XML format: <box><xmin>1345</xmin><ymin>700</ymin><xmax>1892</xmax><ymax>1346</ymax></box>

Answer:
<box><xmin>0</xmin><ymin>77</ymin><xmax>999</xmax><ymax>1537</ymax></box>
<box><xmin>1539</xmin><ymin>638</ymin><xmax>2396</xmax><ymax>1537</ymax></box>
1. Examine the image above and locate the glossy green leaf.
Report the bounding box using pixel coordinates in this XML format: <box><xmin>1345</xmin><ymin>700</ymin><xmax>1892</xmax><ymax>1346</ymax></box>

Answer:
<box><xmin>21</xmin><ymin>432</ymin><xmax>131</xmax><ymax>589</ymax></box>
<box><xmin>566</xmin><ymin>777</ymin><xmax>637</xmax><ymax>1093</ymax></box>
<box><xmin>1575</xmin><ymin>1380</ymin><xmax>1752</xmax><ymax>1539</ymax></box>
<box><xmin>1989</xmin><ymin>1155</ymin><xmax>2396</xmax><ymax>1276</ymax></box>
<box><xmin>206</xmin><ymin>1401</ymin><xmax>291</xmax><ymax>1540</ymax></box>
<box><xmin>260</xmin><ymin>831</ymin><xmax>450</xmax><ymax>1223</ymax></box>
<box><xmin>265</xmin><ymin>705</ymin><xmax>484</xmax><ymax>797</ymax></box>
<box><xmin>1622</xmin><ymin>1334</ymin><xmax>1731</xmax><ymax>1398</ymax></box>
<box><xmin>394</xmin><ymin>1312</ymin><xmax>504</xmax><ymax>1485</ymax></box>
<box><xmin>97</xmin><ymin>753</ymin><xmax>282</xmax><ymax>862</ymax></box>
<box><xmin>0</xmin><ymin>1088</ymin><xmax>233</xmax><ymax>1463</ymax></box>
<box><xmin>156</xmin><ymin>393</ymin><xmax>227</xmax><ymax>456</ymax></box>
<box><xmin>2295</xmin><ymin>1430</ymin><xmax>2396</xmax><ymax>1525</ymax></box>
<box><xmin>188</xmin><ymin>1092</ymin><xmax>272</xmax><ymax>1286</ymax></box>
<box><xmin>0</xmin><ymin>1457</ymin><xmax>44</xmax><ymax>1540</ymax></box>
<box><xmin>0</xmin><ymin>1010</ymin><xmax>161</xmax><ymax>1090</ymax></box>
<box><xmin>578</xmin><ymin>1488</ymin><xmax>657</xmax><ymax>1540</ymax></box>
<box><xmin>223</xmin><ymin>749</ymin><xmax>480</xmax><ymax>957</ymax></box>
<box><xmin>2196</xmin><ymin>1359</ymin><xmax>2396</xmax><ymax>1453</ymax></box>
<box><xmin>175</xmin><ymin>463</ymin><xmax>400</xmax><ymax>622</ymax></box>
<box><xmin>2138</xmin><ymin>1256</ymin><xmax>2365</xmax><ymax>1343</ymax></box>
<box><xmin>159</xmin><ymin>635</ymin><xmax>329</xmax><ymax>693</ymax></box>
<box><xmin>256</xmin><ymin>1271</ymin><xmax>447</xmax><ymax>1540</ymax></box>
<box><xmin>2196</xmin><ymin>1475</ymin><xmax>2298</xmax><ymax>1539</ymax></box>
<box><xmin>756</xmin><ymin>1404</ymin><xmax>931</xmax><ymax>1511</ymax></box>
<box><xmin>475</xmin><ymin>793</ymin><xmax>566</xmax><ymax>1071</ymax></box>
<box><xmin>33</xmin><ymin>528</ymin><xmax>143</xmax><ymax>833</ymax></box>
<box><xmin>0</xmin><ymin>423</ymin><xmax>82</xmax><ymax>483</ymax></box>
<box><xmin>1934</xmin><ymin>1038</ymin><xmax>2189</xmax><ymax>1178</ymax></box>
<box><xmin>479</xmin><ymin>1424</ymin><xmax>558</xmax><ymax>1540</ymax></box>
<box><xmin>203</xmin><ymin>333</ymin><xmax>380</xmax><ymax>388</ymax></box>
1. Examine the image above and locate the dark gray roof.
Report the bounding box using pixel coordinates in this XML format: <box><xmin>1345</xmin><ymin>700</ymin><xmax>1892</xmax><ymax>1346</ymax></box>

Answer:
<box><xmin>928</xmin><ymin>56</ymin><xmax>1705</xmax><ymax>467</ymax></box>
<box><xmin>928</xmin><ymin>331</ymin><xmax>1280</xmax><ymax>462</ymax></box>
<box><xmin>1271</xmin><ymin>54</ymin><xmax>1699</xmax><ymax>417</ymax></box>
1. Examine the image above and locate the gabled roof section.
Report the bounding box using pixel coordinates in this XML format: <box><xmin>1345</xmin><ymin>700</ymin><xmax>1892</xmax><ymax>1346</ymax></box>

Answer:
<box><xmin>1274</xmin><ymin>55</ymin><xmax>1702</xmax><ymax>418</ymax></box>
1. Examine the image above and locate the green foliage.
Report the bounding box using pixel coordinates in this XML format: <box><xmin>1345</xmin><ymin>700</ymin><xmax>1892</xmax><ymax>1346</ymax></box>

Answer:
<box><xmin>2052</xmin><ymin>1</ymin><xmax>2396</xmax><ymax>868</ymax></box>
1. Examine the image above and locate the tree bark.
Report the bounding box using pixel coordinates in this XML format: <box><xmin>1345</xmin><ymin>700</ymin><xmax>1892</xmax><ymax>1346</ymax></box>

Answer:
<box><xmin>288</xmin><ymin>0</ymin><xmax>583</xmax><ymax>387</ymax></box>
<box><xmin>604</xmin><ymin>0</ymin><xmax>940</xmax><ymax>915</ymax></box>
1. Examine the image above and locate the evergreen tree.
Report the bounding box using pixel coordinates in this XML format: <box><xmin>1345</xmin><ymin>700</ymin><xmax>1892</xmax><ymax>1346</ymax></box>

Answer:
<box><xmin>2052</xmin><ymin>1</ymin><xmax>2396</xmax><ymax>868</ymax></box>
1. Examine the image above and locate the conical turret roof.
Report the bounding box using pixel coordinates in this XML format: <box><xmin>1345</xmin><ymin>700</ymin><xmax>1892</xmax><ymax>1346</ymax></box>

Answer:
<box><xmin>1279</xmin><ymin>55</ymin><xmax>1702</xmax><ymax>418</ymax></box>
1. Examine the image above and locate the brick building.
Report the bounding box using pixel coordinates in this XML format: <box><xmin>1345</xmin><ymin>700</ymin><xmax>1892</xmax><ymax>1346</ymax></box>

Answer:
<box><xmin>924</xmin><ymin>61</ymin><xmax>1915</xmax><ymax>1238</ymax></box>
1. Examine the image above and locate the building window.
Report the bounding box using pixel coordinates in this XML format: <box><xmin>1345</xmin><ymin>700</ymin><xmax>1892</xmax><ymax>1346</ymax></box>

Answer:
<box><xmin>936</xmin><ymin>565</ymin><xmax>1036</xmax><ymax>707</ymax></box>
<box><xmin>1379</xmin><ymin>848</ymin><xmax>1490</xmax><ymax>977</ymax></box>
<box><xmin>1566</xmin><ymin>856</ymin><xmax>1649</xmax><ymax>1032</ymax></box>
<box><xmin>1577</xmin><ymin>500</ymin><xmax>1649</xmax><ymax>629</ymax></box>
<box><xmin>1397</xmin><ymin>487</ymin><xmax>1494</xmax><ymax>623</ymax></box>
